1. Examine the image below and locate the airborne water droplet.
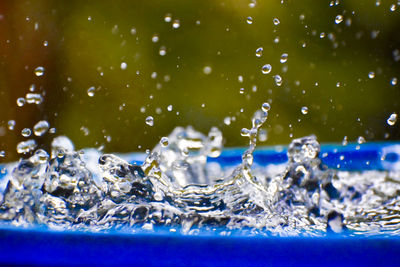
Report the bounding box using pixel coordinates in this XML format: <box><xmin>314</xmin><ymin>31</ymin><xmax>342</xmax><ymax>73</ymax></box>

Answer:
<box><xmin>262</xmin><ymin>102</ymin><xmax>271</xmax><ymax>112</ymax></box>
<box><xmin>33</xmin><ymin>120</ymin><xmax>50</xmax><ymax>136</ymax></box>
<box><xmin>301</xmin><ymin>106</ymin><xmax>309</xmax><ymax>114</ymax></box>
<box><xmin>246</xmin><ymin>16</ymin><xmax>253</xmax><ymax>24</ymax></box>
<box><xmin>87</xmin><ymin>86</ymin><xmax>95</xmax><ymax>97</ymax></box>
<box><xmin>274</xmin><ymin>75</ymin><xmax>283</xmax><ymax>86</ymax></box>
<box><xmin>172</xmin><ymin>20</ymin><xmax>180</xmax><ymax>29</ymax></box>
<box><xmin>390</xmin><ymin>77</ymin><xmax>397</xmax><ymax>86</ymax></box>
<box><xmin>387</xmin><ymin>113</ymin><xmax>398</xmax><ymax>126</ymax></box>
<box><xmin>203</xmin><ymin>66</ymin><xmax>212</xmax><ymax>75</ymax></box>
<box><xmin>160</xmin><ymin>137</ymin><xmax>169</xmax><ymax>147</ymax></box>
<box><xmin>7</xmin><ymin>120</ymin><xmax>16</xmax><ymax>130</ymax></box>
<box><xmin>164</xmin><ymin>13</ymin><xmax>172</xmax><ymax>23</ymax></box>
<box><xmin>261</xmin><ymin>64</ymin><xmax>272</xmax><ymax>74</ymax></box>
<box><xmin>280</xmin><ymin>53</ymin><xmax>288</xmax><ymax>63</ymax></box>
<box><xmin>335</xmin><ymin>15</ymin><xmax>343</xmax><ymax>24</ymax></box>
<box><xmin>368</xmin><ymin>71</ymin><xmax>375</xmax><ymax>79</ymax></box>
<box><xmin>34</xmin><ymin>66</ymin><xmax>44</xmax><ymax>76</ymax></box>
<box><xmin>255</xmin><ymin>47</ymin><xmax>263</xmax><ymax>58</ymax></box>
<box><xmin>273</xmin><ymin>18</ymin><xmax>280</xmax><ymax>25</ymax></box>
<box><xmin>146</xmin><ymin>116</ymin><xmax>154</xmax><ymax>126</ymax></box>
<box><xmin>159</xmin><ymin>46</ymin><xmax>167</xmax><ymax>56</ymax></box>
<box><xmin>16</xmin><ymin>139</ymin><xmax>37</xmax><ymax>154</ymax></box>
<box><xmin>120</xmin><ymin>62</ymin><xmax>127</xmax><ymax>70</ymax></box>
<box><xmin>17</xmin><ymin>97</ymin><xmax>26</xmax><ymax>107</ymax></box>
<box><xmin>21</xmin><ymin>128</ymin><xmax>31</xmax><ymax>137</ymax></box>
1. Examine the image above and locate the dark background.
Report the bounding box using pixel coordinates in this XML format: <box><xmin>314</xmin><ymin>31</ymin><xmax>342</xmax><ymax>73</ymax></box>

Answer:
<box><xmin>0</xmin><ymin>0</ymin><xmax>399</xmax><ymax>162</ymax></box>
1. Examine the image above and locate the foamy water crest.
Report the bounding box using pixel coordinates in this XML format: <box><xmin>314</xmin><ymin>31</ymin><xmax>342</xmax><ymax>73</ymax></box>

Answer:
<box><xmin>1</xmin><ymin>104</ymin><xmax>400</xmax><ymax>237</ymax></box>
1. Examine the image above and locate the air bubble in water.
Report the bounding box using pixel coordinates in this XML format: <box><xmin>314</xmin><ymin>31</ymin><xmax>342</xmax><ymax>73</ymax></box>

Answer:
<box><xmin>21</xmin><ymin>128</ymin><xmax>31</xmax><ymax>137</ymax></box>
<box><xmin>255</xmin><ymin>47</ymin><xmax>263</xmax><ymax>57</ymax></box>
<box><xmin>34</xmin><ymin>66</ymin><xmax>44</xmax><ymax>76</ymax></box>
<box><xmin>262</xmin><ymin>102</ymin><xmax>271</xmax><ymax>112</ymax></box>
<box><xmin>87</xmin><ymin>86</ymin><xmax>95</xmax><ymax>97</ymax></box>
<box><xmin>145</xmin><ymin>116</ymin><xmax>154</xmax><ymax>126</ymax></box>
<box><xmin>261</xmin><ymin>64</ymin><xmax>272</xmax><ymax>74</ymax></box>
<box><xmin>246</xmin><ymin>17</ymin><xmax>253</xmax><ymax>24</ymax></box>
<box><xmin>273</xmin><ymin>18</ymin><xmax>280</xmax><ymax>25</ymax></box>
<box><xmin>203</xmin><ymin>66</ymin><xmax>212</xmax><ymax>75</ymax></box>
<box><xmin>274</xmin><ymin>75</ymin><xmax>283</xmax><ymax>86</ymax></box>
<box><xmin>391</xmin><ymin>77</ymin><xmax>397</xmax><ymax>86</ymax></box>
<box><xmin>387</xmin><ymin>113</ymin><xmax>398</xmax><ymax>126</ymax></box>
<box><xmin>120</xmin><ymin>62</ymin><xmax>127</xmax><ymax>70</ymax></box>
<box><xmin>172</xmin><ymin>20</ymin><xmax>180</xmax><ymax>29</ymax></box>
<box><xmin>160</xmin><ymin>137</ymin><xmax>169</xmax><ymax>147</ymax></box>
<box><xmin>17</xmin><ymin>97</ymin><xmax>26</xmax><ymax>107</ymax></box>
<box><xmin>16</xmin><ymin>139</ymin><xmax>37</xmax><ymax>154</ymax></box>
<box><xmin>7</xmin><ymin>120</ymin><xmax>16</xmax><ymax>130</ymax></box>
<box><xmin>280</xmin><ymin>53</ymin><xmax>288</xmax><ymax>63</ymax></box>
<box><xmin>301</xmin><ymin>106</ymin><xmax>309</xmax><ymax>114</ymax></box>
<box><xmin>33</xmin><ymin>120</ymin><xmax>50</xmax><ymax>136</ymax></box>
<box><xmin>335</xmin><ymin>15</ymin><xmax>343</xmax><ymax>24</ymax></box>
<box><xmin>368</xmin><ymin>71</ymin><xmax>375</xmax><ymax>79</ymax></box>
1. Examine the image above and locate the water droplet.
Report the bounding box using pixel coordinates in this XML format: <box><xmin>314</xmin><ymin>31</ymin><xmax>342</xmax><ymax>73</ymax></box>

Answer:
<box><xmin>274</xmin><ymin>75</ymin><xmax>283</xmax><ymax>86</ymax></box>
<box><xmin>25</xmin><ymin>93</ymin><xmax>43</xmax><ymax>104</ymax></box>
<box><xmin>255</xmin><ymin>47</ymin><xmax>263</xmax><ymax>57</ymax></box>
<box><xmin>246</xmin><ymin>16</ymin><xmax>253</xmax><ymax>24</ymax></box>
<box><xmin>21</xmin><ymin>128</ymin><xmax>31</xmax><ymax>137</ymax></box>
<box><xmin>280</xmin><ymin>53</ymin><xmax>288</xmax><ymax>63</ymax></box>
<box><xmin>249</xmin><ymin>0</ymin><xmax>257</xmax><ymax>8</ymax></box>
<box><xmin>261</xmin><ymin>64</ymin><xmax>272</xmax><ymax>74</ymax></box>
<box><xmin>203</xmin><ymin>66</ymin><xmax>212</xmax><ymax>75</ymax></box>
<box><xmin>130</xmin><ymin>27</ymin><xmax>137</xmax><ymax>35</ymax></box>
<box><xmin>390</xmin><ymin>4</ymin><xmax>396</xmax><ymax>11</ymax></box>
<box><xmin>241</xmin><ymin>128</ymin><xmax>250</xmax><ymax>137</ymax></box>
<box><xmin>390</xmin><ymin>77</ymin><xmax>397</xmax><ymax>86</ymax></box>
<box><xmin>167</xmin><ymin>105</ymin><xmax>173</xmax><ymax>112</ymax></box>
<box><xmin>152</xmin><ymin>34</ymin><xmax>159</xmax><ymax>43</ymax></box>
<box><xmin>342</xmin><ymin>136</ymin><xmax>348</xmax><ymax>146</ymax></box>
<box><xmin>159</xmin><ymin>46</ymin><xmax>167</xmax><ymax>56</ymax></box>
<box><xmin>172</xmin><ymin>20</ymin><xmax>180</xmax><ymax>29</ymax></box>
<box><xmin>33</xmin><ymin>120</ymin><xmax>49</xmax><ymax>136</ymax></box>
<box><xmin>335</xmin><ymin>15</ymin><xmax>343</xmax><ymax>24</ymax></box>
<box><xmin>262</xmin><ymin>102</ymin><xmax>271</xmax><ymax>112</ymax></box>
<box><xmin>34</xmin><ymin>66</ymin><xmax>44</xmax><ymax>76</ymax></box>
<box><xmin>224</xmin><ymin>117</ymin><xmax>232</xmax><ymax>125</ymax></box>
<box><xmin>16</xmin><ymin>139</ymin><xmax>37</xmax><ymax>154</ymax></box>
<box><xmin>120</xmin><ymin>62</ymin><xmax>127</xmax><ymax>70</ymax></box>
<box><xmin>43</xmin><ymin>41</ymin><xmax>48</xmax><ymax>47</ymax></box>
<box><xmin>301</xmin><ymin>106</ymin><xmax>309</xmax><ymax>114</ymax></box>
<box><xmin>16</xmin><ymin>97</ymin><xmax>26</xmax><ymax>107</ymax></box>
<box><xmin>160</xmin><ymin>137</ymin><xmax>169</xmax><ymax>147</ymax></box>
<box><xmin>145</xmin><ymin>116</ymin><xmax>154</xmax><ymax>126</ymax></box>
<box><xmin>164</xmin><ymin>14</ymin><xmax>172</xmax><ymax>23</ymax></box>
<box><xmin>273</xmin><ymin>18</ymin><xmax>280</xmax><ymax>25</ymax></box>
<box><xmin>357</xmin><ymin>136</ymin><xmax>366</xmax><ymax>144</ymax></box>
<box><xmin>87</xmin><ymin>86</ymin><xmax>95</xmax><ymax>97</ymax></box>
<box><xmin>368</xmin><ymin>71</ymin><xmax>375</xmax><ymax>79</ymax></box>
<box><xmin>320</xmin><ymin>32</ymin><xmax>326</xmax><ymax>38</ymax></box>
<box><xmin>387</xmin><ymin>113</ymin><xmax>398</xmax><ymax>126</ymax></box>
<box><xmin>7</xmin><ymin>120</ymin><xmax>15</xmax><ymax>130</ymax></box>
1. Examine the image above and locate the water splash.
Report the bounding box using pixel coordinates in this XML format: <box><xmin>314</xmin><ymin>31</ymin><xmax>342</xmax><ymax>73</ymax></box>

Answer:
<box><xmin>1</xmin><ymin>104</ymin><xmax>400</xmax><ymax>237</ymax></box>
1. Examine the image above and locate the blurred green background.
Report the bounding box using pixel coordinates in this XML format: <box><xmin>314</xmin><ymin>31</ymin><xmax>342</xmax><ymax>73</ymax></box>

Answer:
<box><xmin>0</xmin><ymin>0</ymin><xmax>400</xmax><ymax>162</ymax></box>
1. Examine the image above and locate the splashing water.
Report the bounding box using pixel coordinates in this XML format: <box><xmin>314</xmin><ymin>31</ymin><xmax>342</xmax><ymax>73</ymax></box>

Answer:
<box><xmin>1</xmin><ymin>104</ymin><xmax>400</xmax><ymax>237</ymax></box>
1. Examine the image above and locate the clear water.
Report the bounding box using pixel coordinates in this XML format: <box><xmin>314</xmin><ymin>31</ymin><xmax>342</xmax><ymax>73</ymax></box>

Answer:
<box><xmin>1</xmin><ymin>105</ymin><xmax>400</xmax><ymax>237</ymax></box>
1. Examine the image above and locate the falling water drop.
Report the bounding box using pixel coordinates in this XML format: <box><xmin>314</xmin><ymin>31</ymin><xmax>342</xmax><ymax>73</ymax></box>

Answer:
<box><xmin>34</xmin><ymin>66</ymin><xmax>45</xmax><ymax>76</ymax></box>
<box><xmin>301</xmin><ymin>106</ymin><xmax>309</xmax><ymax>114</ymax></box>
<box><xmin>87</xmin><ymin>86</ymin><xmax>95</xmax><ymax>97</ymax></box>
<box><xmin>261</xmin><ymin>64</ymin><xmax>272</xmax><ymax>74</ymax></box>
<box><xmin>246</xmin><ymin>17</ymin><xmax>253</xmax><ymax>24</ymax></box>
<box><xmin>335</xmin><ymin>15</ymin><xmax>343</xmax><ymax>24</ymax></box>
<box><xmin>387</xmin><ymin>113</ymin><xmax>398</xmax><ymax>126</ymax></box>
<box><xmin>146</xmin><ymin>116</ymin><xmax>154</xmax><ymax>126</ymax></box>
<box><xmin>21</xmin><ymin>128</ymin><xmax>32</xmax><ymax>137</ymax></box>
<box><xmin>172</xmin><ymin>20</ymin><xmax>180</xmax><ymax>29</ymax></box>
<box><xmin>273</xmin><ymin>18</ymin><xmax>280</xmax><ymax>25</ymax></box>
<box><xmin>280</xmin><ymin>53</ymin><xmax>288</xmax><ymax>63</ymax></box>
<box><xmin>33</xmin><ymin>120</ymin><xmax>50</xmax><ymax>136</ymax></box>
<box><xmin>255</xmin><ymin>47</ymin><xmax>263</xmax><ymax>58</ymax></box>
<box><xmin>160</xmin><ymin>137</ymin><xmax>169</xmax><ymax>147</ymax></box>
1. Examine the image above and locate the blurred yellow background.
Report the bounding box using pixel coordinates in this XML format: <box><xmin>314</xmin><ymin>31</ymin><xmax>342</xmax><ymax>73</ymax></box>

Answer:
<box><xmin>0</xmin><ymin>0</ymin><xmax>399</xmax><ymax>162</ymax></box>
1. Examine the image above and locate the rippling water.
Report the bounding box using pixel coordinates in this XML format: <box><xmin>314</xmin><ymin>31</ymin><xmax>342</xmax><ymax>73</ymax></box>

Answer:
<box><xmin>1</xmin><ymin>105</ymin><xmax>400</xmax><ymax>237</ymax></box>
